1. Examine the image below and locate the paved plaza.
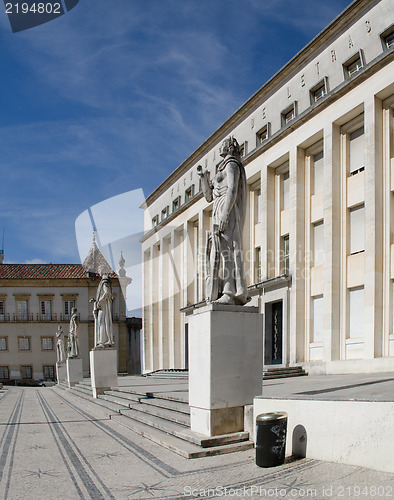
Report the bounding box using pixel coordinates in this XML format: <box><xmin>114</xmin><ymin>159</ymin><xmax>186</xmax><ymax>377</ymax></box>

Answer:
<box><xmin>1</xmin><ymin>383</ymin><xmax>394</xmax><ymax>499</ymax></box>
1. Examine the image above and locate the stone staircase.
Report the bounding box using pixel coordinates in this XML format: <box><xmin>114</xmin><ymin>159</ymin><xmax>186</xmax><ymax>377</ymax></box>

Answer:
<box><xmin>263</xmin><ymin>366</ymin><xmax>307</xmax><ymax>380</ymax></box>
<box><xmin>55</xmin><ymin>380</ymin><xmax>253</xmax><ymax>459</ymax></box>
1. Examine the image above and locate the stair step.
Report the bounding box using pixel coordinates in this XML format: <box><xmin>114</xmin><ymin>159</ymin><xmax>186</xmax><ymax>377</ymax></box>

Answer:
<box><xmin>265</xmin><ymin>366</ymin><xmax>305</xmax><ymax>373</ymax></box>
<box><xmin>138</xmin><ymin>395</ymin><xmax>190</xmax><ymax>415</ymax></box>
<box><xmin>264</xmin><ymin>372</ymin><xmax>307</xmax><ymax>379</ymax></box>
<box><xmin>119</xmin><ymin>408</ymin><xmax>248</xmax><ymax>447</ymax></box>
<box><xmin>103</xmin><ymin>390</ymin><xmax>142</xmax><ymax>404</ymax></box>
<box><xmin>115</xmin><ymin>387</ymin><xmax>188</xmax><ymax>405</ymax></box>
<box><xmin>97</xmin><ymin>393</ymin><xmax>135</xmax><ymax>408</ymax></box>
<box><xmin>111</xmin><ymin>414</ymin><xmax>254</xmax><ymax>459</ymax></box>
<box><xmin>129</xmin><ymin>402</ymin><xmax>190</xmax><ymax>427</ymax></box>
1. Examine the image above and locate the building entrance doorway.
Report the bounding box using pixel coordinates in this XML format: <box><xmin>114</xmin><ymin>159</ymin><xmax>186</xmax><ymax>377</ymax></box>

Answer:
<box><xmin>264</xmin><ymin>301</ymin><xmax>283</xmax><ymax>365</ymax></box>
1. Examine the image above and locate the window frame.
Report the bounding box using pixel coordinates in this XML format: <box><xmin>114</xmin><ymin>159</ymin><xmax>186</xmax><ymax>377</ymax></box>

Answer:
<box><xmin>309</xmin><ymin>78</ymin><xmax>328</xmax><ymax>105</ymax></box>
<box><xmin>152</xmin><ymin>215</ymin><xmax>159</xmax><ymax>228</ymax></box>
<box><xmin>380</xmin><ymin>24</ymin><xmax>394</xmax><ymax>51</ymax></box>
<box><xmin>343</xmin><ymin>51</ymin><xmax>364</xmax><ymax>80</ymax></box>
<box><xmin>0</xmin><ymin>336</ymin><xmax>8</xmax><ymax>351</ymax></box>
<box><xmin>185</xmin><ymin>185</ymin><xmax>195</xmax><ymax>203</ymax></box>
<box><xmin>256</xmin><ymin>123</ymin><xmax>270</xmax><ymax>146</ymax></box>
<box><xmin>41</xmin><ymin>336</ymin><xmax>54</xmax><ymax>351</ymax></box>
<box><xmin>0</xmin><ymin>366</ymin><xmax>10</xmax><ymax>380</ymax></box>
<box><xmin>18</xmin><ymin>336</ymin><xmax>31</xmax><ymax>352</ymax></box>
<box><xmin>281</xmin><ymin>102</ymin><xmax>297</xmax><ymax>127</ymax></box>
<box><xmin>43</xmin><ymin>365</ymin><xmax>55</xmax><ymax>379</ymax></box>
<box><xmin>172</xmin><ymin>196</ymin><xmax>181</xmax><ymax>213</ymax></box>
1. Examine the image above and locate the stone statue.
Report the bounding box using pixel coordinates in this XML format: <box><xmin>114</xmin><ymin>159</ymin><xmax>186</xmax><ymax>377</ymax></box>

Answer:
<box><xmin>68</xmin><ymin>308</ymin><xmax>80</xmax><ymax>358</ymax></box>
<box><xmin>56</xmin><ymin>326</ymin><xmax>66</xmax><ymax>363</ymax></box>
<box><xmin>91</xmin><ymin>266</ymin><xmax>114</xmax><ymax>348</ymax></box>
<box><xmin>197</xmin><ymin>136</ymin><xmax>249</xmax><ymax>305</ymax></box>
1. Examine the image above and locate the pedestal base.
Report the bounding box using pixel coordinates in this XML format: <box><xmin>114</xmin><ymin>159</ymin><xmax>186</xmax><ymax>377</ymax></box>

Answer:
<box><xmin>66</xmin><ymin>357</ymin><xmax>83</xmax><ymax>388</ymax></box>
<box><xmin>189</xmin><ymin>303</ymin><xmax>263</xmax><ymax>436</ymax></box>
<box><xmin>90</xmin><ymin>349</ymin><xmax>118</xmax><ymax>398</ymax></box>
<box><xmin>56</xmin><ymin>361</ymin><xmax>67</xmax><ymax>384</ymax></box>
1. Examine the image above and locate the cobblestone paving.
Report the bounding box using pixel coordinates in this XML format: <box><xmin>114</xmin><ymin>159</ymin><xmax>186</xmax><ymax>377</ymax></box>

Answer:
<box><xmin>0</xmin><ymin>387</ymin><xmax>394</xmax><ymax>499</ymax></box>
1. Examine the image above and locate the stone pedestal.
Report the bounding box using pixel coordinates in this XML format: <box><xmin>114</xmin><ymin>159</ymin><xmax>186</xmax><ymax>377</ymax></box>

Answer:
<box><xmin>56</xmin><ymin>361</ymin><xmax>67</xmax><ymax>384</ymax></box>
<box><xmin>66</xmin><ymin>357</ymin><xmax>83</xmax><ymax>388</ymax></box>
<box><xmin>90</xmin><ymin>349</ymin><xmax>118</xmax><ymax>398</ymax></box>
<box><xmin>189</xmin><ymin>303</ymin><xmax>263</xmax><ymax>436</ymax></box>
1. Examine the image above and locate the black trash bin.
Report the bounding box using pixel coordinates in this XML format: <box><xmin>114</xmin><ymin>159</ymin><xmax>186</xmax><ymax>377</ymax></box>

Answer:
<box><xmin>255</xmin><ymin>412</ymin><xmax>288</xmax><ymax>467</ymax></box>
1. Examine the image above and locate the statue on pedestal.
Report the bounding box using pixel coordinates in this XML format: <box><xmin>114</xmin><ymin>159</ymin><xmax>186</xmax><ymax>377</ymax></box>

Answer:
<box><xmin>197</xmin><ymin>136</ymin><xmax>249</xmax><ymax>305</ymax></box>
<box><xmin>91</xmin><ymin>265</ymin><xmax>114</xmax><ymax>348</ymax></box>
<box><xmin>56</xmin><ymin>326</ymin><xmax>66</xmax><ymax>363</ymax></box>
<box><xmin>68</xmin><ymin>308</ymin><xmax>80</xmax><ymax>358</ymax></box>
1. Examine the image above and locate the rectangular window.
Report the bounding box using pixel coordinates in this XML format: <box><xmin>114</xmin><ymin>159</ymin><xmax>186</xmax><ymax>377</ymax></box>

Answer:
<box><xmin>0</xmin><ymin>366</ymin><xmax>9</xmax><ymax>379</ymax></box>
<box><xmin>349</xmin><ymin>287</ymin><xmax>364</xmax><ymax>338</ymax></box>
<box><xmin>346</xmin><ymin>56</ymin><xmax>362</xmax><ymax>77</ymax></box>
<box><xmin>313</xmin><ymin>222</ymin><xmax>324</xmax><ymax>266</ymax></box>
<box><xmin>312</xmin><ymin>82</ymin><xmax>326</xmax><ymax>102</ymax></box>
<box><xmin>152</xmin><ymin>215</ymin><xmax>159</xmax><ymax>228</ymax></box>
<box><xmin>256</xmin><ymin>125</ymin><xmax>269</xmax><ymax>145</ymax></box>
<box><xmin>185</xmin><ymin>185</ymin><xmax>195</xmax><ymax>202</ymax></box>
<box><xmin>18</xmin><ymin>337</ymin><xmax>31</xmax><ymax>351</ymax></box>
<box><xmin>161</xmin><ymin>206</ymin><xmax>169</xmax><ymax>221</ymax></box>
<box><xmin>349</xmin><ymin>127</ymin><xmax>365</xmax><ymax>175</ymax></box>
<box><xmin>350</xmin><ymin>205</ymin><xmax>365</xmax><ymax>254</ymax></box>
<box><xmin>239</xmin><ymin>142</ymin><xmax>247</xmax><ymax>158</ymax></box>
<box><xmin>21</xmin><ymin>366</ymin><xmax>32</xmax><ymax>379</ymax></box>
<box><xmin>283</xmin><ymin>171</ymin><xmax>290</xmax><ymax>210</ymax></box>
<box><xmin>284</xmin><ymin>107</ymin><xmax>295</xmax><ymax>124</ymax></box>
<box><xmin>64</xmin><ymin>300</ymin><xmax>75</xmax><ymax>319</ymax></box>
<box><xmin>255</xmin><ymin>247</ymin><xmax>262</xmax><ymax>283</ymax></box>
<box><xmin>172</xmin><ymin>196</ymin><xmax>181</xmax><ymax>213</ymax></box>
<box><xmin>17</xmin><ymin>300</ymin><xmax>28</xmax><ymax>321</ymax></box>
<box><xmin>283</xmin><ymin>236</ymin><xmax>290</xmax><ymax>274</ymax></box>
<box><xmin>43</xmin><ymin>365</ymin><xmax>55</xmax><ymax>379</ymax></box>
<box><xmin>313</xmin><ymin>151</ymin><xmax>324</xmax><ymax>194</ymax></box>
<box><xmin>40</xmin><ymin>300</ymin><xmax>52</xmax><ymax>320</ymax></box>
<box><xmin>312</xmin><ymin>296</ymin><xmax>323</xmax><ymax>342</ymax></box>
<box><xmin>0</xmin><ymin>300</ymin><xmax>4</xmax><ymax>321</ymax></box>
<box><xmin>257</xmin><ymin>189</ymin><xmax>261</xmax><ymax>223</ymax></box>
<box><xmin>0</xmin><ymin>337</ymin><xmax>7</xmax><ymax>351</ymax></box>
<box><xmin>385</xmin><ymin>32</ymin><xmax>394</xmax><ymax>49</ymax></box>
<box><xmin>41</xmin><ymin>337</ymin><xmax>54</xmax><ymax>351</ymax></box>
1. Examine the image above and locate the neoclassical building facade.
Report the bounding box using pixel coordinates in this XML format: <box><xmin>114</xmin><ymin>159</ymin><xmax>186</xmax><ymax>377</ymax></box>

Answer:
<box><xmin>141</xmin><ymin>0</ymin><xmax>394</xmax><ymax>374</ymax></box>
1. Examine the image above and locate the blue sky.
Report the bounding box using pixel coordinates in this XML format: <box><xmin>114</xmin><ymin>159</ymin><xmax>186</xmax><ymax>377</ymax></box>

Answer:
<box><xmin>0</xmin><ymin>0</ymin><xmax>352</xmax><ymax>265</ymax></box>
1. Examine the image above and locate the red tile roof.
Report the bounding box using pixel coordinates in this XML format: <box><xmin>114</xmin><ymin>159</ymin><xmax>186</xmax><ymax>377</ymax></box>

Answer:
<box><xmin>0</xmin><ymin>264</ymin><xmax>89</xmax><ymax>280</ymax></box>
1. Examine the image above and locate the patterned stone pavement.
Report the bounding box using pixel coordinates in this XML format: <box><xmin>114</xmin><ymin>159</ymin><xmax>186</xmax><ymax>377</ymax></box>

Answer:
<box><xmin>0</xmin><ymin>387</ymin><xmax>394</xmax><ymax>499</ymax></box>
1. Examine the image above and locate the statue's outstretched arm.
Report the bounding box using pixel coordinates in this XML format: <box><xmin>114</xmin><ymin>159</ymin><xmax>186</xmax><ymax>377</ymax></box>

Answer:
<box><xmin>197</xmin><ymin>165</ymin><xmax>213</xmax><ymax>203</ymax></box>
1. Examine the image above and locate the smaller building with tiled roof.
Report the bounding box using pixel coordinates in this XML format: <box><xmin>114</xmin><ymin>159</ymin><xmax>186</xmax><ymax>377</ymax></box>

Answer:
<box><xmin>0</xmin><ymin>243</ymin><xmax>131</xmax><ymax>384</ymax></box>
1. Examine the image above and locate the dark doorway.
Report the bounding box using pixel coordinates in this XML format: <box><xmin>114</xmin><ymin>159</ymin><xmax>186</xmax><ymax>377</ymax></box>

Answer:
<box><xmin>264</xmin><ymin>301</ymin><xmax>283</xmax><ymax>365</ymax></box>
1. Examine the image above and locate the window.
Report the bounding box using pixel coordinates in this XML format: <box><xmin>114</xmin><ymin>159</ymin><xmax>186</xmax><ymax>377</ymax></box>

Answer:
<box><xmin>0</xmin><ymin>367</ymin><xmax>9</xmax><ymax>379</ymax></box>
<box><xmin>21</xmin><ymin>366</ymin><xmax>32</xmax><ymax>379</ymax></box>
<box><xmin>64</xmin><ymin>300</ymin><xmax>75</xmax><ymax>319</ymax></box>
<box><xmin>313</xmin><ymin>222</ymin><xmax>324</xmax><ymax>266</ymax></box>
<box><xmin>350</xmin><ymin>205</ymin><xmax>365</xmax><ymax>255</ymax></box>
<box><xmin>0</xmin><ymin>337</ymin><xmax>7</xmax><ymax>351</ymax></box>
<box><xmin>18</xmin><ymin>337</ymin><xmax>31</xmax><ymax>351</ymax></box>
<box><xmin>283</xmin><ymin>236</ymin><xmax>290</xmax><ymax>274</ymax></box>
<box><xmin>310</xmin><ymin>80</ymin><xmax>327</xmax><ymax>104</ymax></box>
<box><xmin>349</xmin><ymin>287</ymin><xmax>364</xmax><ymax>338</ymax></box>
<box><xmin>16</xmin><ymin>300</ymin><xmax>28</xmax><ymax>321</ymax></box>
<box><xmin>185</xmin><ymin>185</ymin><xmax>195</xmax><ymax>202</ymax></box>
<box><xmin>172</xmin><ymin>196</ymin><xmax>181</xmax><ymax>213</ymax></box>
<box><xmin>152</xmin><ymin>215</ymin><xmax>159</xmax><ymax>228</ymax></box>
<box><xmin>257</xmin><ymin>189</ymin><xmax>261</xmax><ymax>224</ymax></box>
<box><xmin>255</xmin><ymin>247</ymin><xmax>262</xmax><ymax>283</ymax></box>
<box><xmin>281</xmin><ymin>103</ymin><xmax>296</xmax><ymax>126</ymax></box>
<box><xmin>43</xmin><ymin>365</ymin><xmax>55</xmax><ymax>379</ymax></box>
<box><xmin>283</xmin><ymin>171</ymin><xmax>290</xmax><ymax>210</ymax></box>
<box><xmin>349</xmin><ymin>127</ymin><xmax>365</xmax><ymax>175</ymax></box>
<box><xmin>0</xmin><ymin>300</ymin><xmax>4</xmax><ymax>321</ymax></box>
<box><xmin>256</xmin><ymin>124</ymin><xmax>269</xmax><ymax>145</ymax></box>
<box><xmin>313</xmin><ymin>151</ymin><xmax>324</xmax><ymax>194</ymax></box>
<box><xmin>41</xmin><ymin>337</ymin><xmax>54</xmax><ymax>351</ymax></box>
<box><xmin>344</xmin><ymin>54</ymin><xmax>363</xmax><ymax>79</ymax></box>
<box><xmin>40</xmin><ymin>300</ymin><xmax>52</xmax><ymax>320</ymax></box>
<box><xmin>312</xmin><ymin>296</ymin><xmax>323</xmax><ymax>343</ymax></box>
<box><xmin>284</xmin><ymin>107</ymin><xmax>295</xmax><ymax>124</ymax></box>
<box><xmin>161</xmin><ymin>206</ymin><xmax>169</xmax><ymax>222</ymax></box>
<box><xmin>386</xmin><ymin>32</ymin><xmax>394</xmax><ymax>49</ymax></box>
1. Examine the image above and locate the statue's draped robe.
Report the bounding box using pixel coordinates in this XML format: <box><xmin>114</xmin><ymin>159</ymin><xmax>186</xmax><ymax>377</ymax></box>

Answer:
<box><xmin>94</xmin><ymin>277</ymin><xmax>114</xmax><ymax>346</ymax></box>
<box><xmin>208</xmin><ymin>154</ymin><xmax>248</xmax><ymax>304</ymax></box>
